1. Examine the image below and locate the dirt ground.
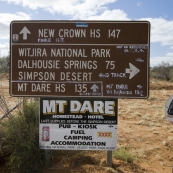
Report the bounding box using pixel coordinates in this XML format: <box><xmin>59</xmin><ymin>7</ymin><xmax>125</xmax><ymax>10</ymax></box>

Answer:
<box><xmin>0</xmin><ymin>78</ymin><xmax>173</xmax><ymax>173</ymax></box>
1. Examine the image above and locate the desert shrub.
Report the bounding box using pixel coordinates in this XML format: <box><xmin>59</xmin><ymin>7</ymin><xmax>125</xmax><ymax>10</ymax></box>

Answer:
<box><xmin>151</xmin><ymin>62</ymin><xmax>173</xmax><ymax>81</ymax></box>
<box><xmin>1</xmin><ymin>99</ymin><xmax>44</xmax><ymax>173</ymax></box>
<box><xmin>113</xmin><ymin>147</ymin><xmax>135</xmax><ymax>163</ymax></box>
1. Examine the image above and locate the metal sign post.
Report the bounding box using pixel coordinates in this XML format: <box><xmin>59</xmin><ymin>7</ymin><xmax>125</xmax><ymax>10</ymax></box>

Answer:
<box><xmin>107</xmin><ymin>151</ymin><xmax>112</xmax><ymax>167</ymax></box>
<box><xmin>44</xmin><ymin>150</ymin><xmax>51</xmax><ymax>166</ymax></box>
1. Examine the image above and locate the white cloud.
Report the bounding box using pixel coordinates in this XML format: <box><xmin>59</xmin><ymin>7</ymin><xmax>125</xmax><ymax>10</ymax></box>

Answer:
<box><xmin>86</xmin><ymin>9</ymin><xmax>130</xmax><ymax>20</ymax></box>
<box><xmin>138</xmin><ymin>18</ymin><xmax>173</xmax><ymax>67</ymax></box>
<box><xmin>2</xmin><ymin>0</ymin><xmax>117</xmax><ymax>19</ymax></box>
<box><xmin>166</xmin><ymin>52</ymin><xmax>173</xmax><ymax>57</ymax></box>
<box><xmin>0</xmin><ymin>43</ymin><xmax>9</xmax><ymax>57</ymax></box>
<box><xmin>139</xmin><ymin>17</ymin><xmax>173</xmax><ymax>46</ymax></box>
<box><xmin>0</xmin><ymin>12</ymin><xmax>31</xmax><ymax>39</ymax></box>
<box><xmin>0</xmin><ymin>12</ymin><xmax>31</xmax><ymax>25</ymax></box>
<box><xmin>150</xmin><ymin>55</ymin><xmax>173</xmax><ymax>67</ymax></box>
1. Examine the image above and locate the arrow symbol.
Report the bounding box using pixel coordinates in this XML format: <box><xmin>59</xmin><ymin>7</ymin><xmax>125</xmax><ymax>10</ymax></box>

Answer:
<box><xmin>90</xmin><ymin>84</ymin><xmax>99</xmax><ymax>92</ymax></box>
<box><xmin>19</xmin><ymin>26</ymin><xmax>31</xmax><ymax>40</ymax></box>
<box><xmin>125</xmin><ymin>63</ymin><xmax>140</xmax><ymax>79</ymax></box>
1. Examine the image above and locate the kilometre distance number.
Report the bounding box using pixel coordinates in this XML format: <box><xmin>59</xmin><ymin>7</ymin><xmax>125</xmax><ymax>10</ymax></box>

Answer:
<box><xmin>75</xmin><ymin>84</ymin><xmax>87</xmax><ymax>93</ymax></box>
<box><xmin>108</xmin><ymin>29</ymin><xmax>121</xmax><ymax>38</ymax></box>
<box><xmin>135</xmin><ymin>90</ymin><xmax>143</xmax><ymax>95</ymax></box>
<box><xmin>105</xmin><ymin>61</ymin><xmax>115</xmax><ymax>69</ymax></box>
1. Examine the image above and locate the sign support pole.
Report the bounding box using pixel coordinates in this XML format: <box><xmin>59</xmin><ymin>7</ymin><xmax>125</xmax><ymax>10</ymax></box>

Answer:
<box><xmin>45</xmin><ymin>150</ymin><xmax>51</xmax><ymax>166</ymax></box>
<box><xmin>107</xmin><ymin>151</ymin><xmax>112</xmax><ymax>167</ymax></box>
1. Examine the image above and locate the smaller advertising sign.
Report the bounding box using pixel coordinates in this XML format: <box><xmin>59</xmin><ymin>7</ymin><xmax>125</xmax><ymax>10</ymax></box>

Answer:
<box><xmin>39</xmin><ymin>97</ymin><xmax>118</xmax><ymax>150</ymax></box>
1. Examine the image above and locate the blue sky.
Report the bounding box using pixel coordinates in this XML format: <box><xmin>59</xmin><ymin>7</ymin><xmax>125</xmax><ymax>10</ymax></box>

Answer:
<box><xmin>0</xmin><ymin>0</ymin><xmax>173</xmax><ymax>67</ymax></box>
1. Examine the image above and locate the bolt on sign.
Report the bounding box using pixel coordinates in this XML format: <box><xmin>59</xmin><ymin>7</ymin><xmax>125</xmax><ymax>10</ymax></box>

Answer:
<box><xmin>10</xmin><ymin>20</ymin><xmax>150</xmax><ymax>98</ymax></box>
<box><xmin>39</xmin><ymin>97</ymin><xmax>118</xmax><ymax>150</ymax></box>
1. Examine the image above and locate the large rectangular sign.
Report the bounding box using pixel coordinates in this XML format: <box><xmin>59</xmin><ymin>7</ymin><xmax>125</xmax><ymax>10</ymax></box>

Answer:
<box><xmin>39</xmin><ymin>98</ymin><xmax>118</xmax><ymax>150</ymax></box>
<box><xmin>10</xmin><ymin>20</ymin><xmax>150</xmax><ymax>98</ymax></box>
